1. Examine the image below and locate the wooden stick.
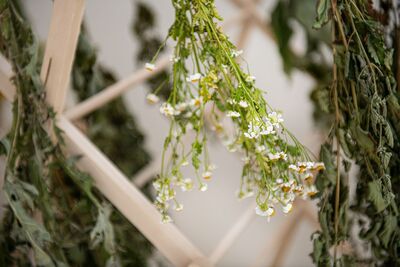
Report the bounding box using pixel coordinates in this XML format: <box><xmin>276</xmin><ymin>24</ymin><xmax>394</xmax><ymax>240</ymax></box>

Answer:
<box><xmin>64</xmin><ymin>56</ymin><xmax>170</xmax><ymax>120</ymax></box>
<box><xmin>209</xmin><ymin>203</ymin><xmax>256</xmax><ymax>264</ymax></box>
<box><xmin>41</xmin><ymin>0</ymin><xmax>85</xmax><ymax>113</ymax></box>
<box><xmin>58</xmin><ymin>116</ymin><xmax>209</xmax><ymax>267</ymax></box>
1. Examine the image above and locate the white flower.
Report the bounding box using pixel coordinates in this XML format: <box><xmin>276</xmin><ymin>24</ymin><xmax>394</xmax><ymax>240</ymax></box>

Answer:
<box><xmin>312</xmin><ymin>162</ymin><xmax>325</xmax><ymax>171</ymax></box>
<box><xmin>145</xmin><ymin>63</ymin><xmax>155</xmax><ymax>71</ymax></box>
<box><xmin>202</xmin><ymin>171</ymin><xmax>212</xmax><ymax>180</ymax></box>
<box><xmin>160</xmin><ymin>103</ymin><xmax>178</xmax><ymax>117</ymax></box>
<box><xmin>231</xmin><ymin>49</ymin><xmax>243</xmax><ymax>58</ymax></box>
<box><xmin>276</xmin><ymin>178</ymin><xmax>284</xmax><ymax>184</ymax></box>
<box><xmin>176</xmin><ymin>102</ymin><xmax>188</xmax><ymax>112</ymax></box>
<box><xmin>161</xmin><ymin>214</ymin><xmax>173</xmax><ymax>223</ymax></box>
<box><xmin>227</xmin><ymin>111</ymin><xmax>241</xmax><ymax>118</ymax></box>
<box><xmin>186</xmin><ymin>73</ymin><xmax>202</xmax><ymax>83</ymax></box>
<box><xmin>146</xmin><ymin>93</ymin><xmax>159</xmax><ymax>104</ymax></box>
<box><xmin>268</xmin><ymin>153</ymin><xmax>280</xmax><ymax>161</ymax></box>
<box><xmin>282</xmin><ymin>203</ymin><xmax>293</xmax><ymax>214</ymax></box>
<box><xmin>244</xmin><ymin>122</ymin><xmax>261</xmax><ymax>139</ymax></box>
<box><xmin>289</xmin><ymin>164</ymin><xmax>299</xmax><ymax>172</ymax></box>
<box><xmin>255</xmin><ymin>145</ymin><xmax>266</xmax><ymax>153</ymax></box>
<box><xmin>255</xmin><ymin>206</ymin><xmax>275</xmax><ymax>217</ymax></box>
<box><xmin>278</xmin><ymin>151</ymin><xmax>287</xmax><ymax>161</ymax></box>
<box><xmin>190</xmin><ymin>97</ymin><xmax>202</xmax><ymax>108</ymax></box>
<box><xmin>268</xmin><ymin>111</ymin><xmax>283</xmax><ymax>129</ymax></box>
<box><xmin>199</xmin><ymin>183</ymin><xmax>208</xmax><ymax>192</ymax></box>
<box><xmin>245</xmin><ymin>76</ymin><xmax>256</xmax><ymax>83</ymax></box>
<box><xmin>174</xmin><ymin>203</ymin><xmax>184</xmax><ymax>211</ymax></box>
<box><xmin>227</xmin><ymin>98</ymin><xmax>237</xmax><ymax>105</ymax></box>
<box><xmin>241</xmin><ymin>156</ymin><xmax>251</xmax><ymax>164</ymax></box>
<box><xmin>152</xmin><ymin>180</ymin><xmax>162</xmax><ymax>190</ymax></box>
<box><xmin>260</xmin><ymin>119</ymin><xmax>275</xmax><ymax>135</ymax></box>
<box><xmin>239</xmin><ymin>100</ymin><xmax>249</xmax><ymax>108</ymax></box>
<box><xmin>169</xmin><ymin>55</ymin><xmax>180</xmax><ymax>63</ymax></box>
<box><xmin>180</xmin><ymin>178</ymin><xmax>194</xmax><ymax>192</ymax></box>
<box><xmin>305</xmin><ymin>185</ymin><xmax>318</xmax><ymax>197</ymax></box>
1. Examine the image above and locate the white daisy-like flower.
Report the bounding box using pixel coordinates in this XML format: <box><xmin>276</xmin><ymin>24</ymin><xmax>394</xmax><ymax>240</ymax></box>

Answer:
<box><xmin>268</xmin><ymin>153</ymin><xmax>280</xmax><ymax>161</ymax></box>
<box><xmin>180</xmin><ymin>178</ymin><xmax>193</xmax><ymax>192</ymax></box>
<box><xmin>169</xmin><ymin>55</ymin><xmax>180</xmax><ymax>63</ymax></box>
<box><xmin>305</xmin><ymin>185</ymin><xmax>318</xmax><ymax>197</ymax></box>
<box><xmin>145</xmin><ymin>63</ymin><xmax>155</xmax><ymax>71</ymax></box>
<box><xmin>186</xmin><ymin>73</ymin><xmax>202</xmax><ymax>83</ymax></box>
<box><xmin>289</xmin><ymin>164</ymin><xmax>300</xmax><ymax>172</ymax></box>
<box><xmin>146</xmin><ymin>93</ymin><xmax>159</xmax><ymax>104</ymax></box>
<box><xmin>160</xmin><ymin>103</ymin><xmax>176</xmax><ymax>117</ymax></box>
<box><xmin>202</xmin><ymin>171</ymin><xmax>212</xmax><ymax>180</ymax></box>
<box><xmin>176</xmin><ymin>102</ymin><xmax>188</xmax><ymax>112</ymax></box>
<box><xmin>282</xmin><ymin>203</ymin><xmax>293</xmax><ymax>214</ymax></box>
<box><xmin>241</xmin><ymin>156</ymin><xmax>251</xmax><ymax>164</ymax></box>
<box><xmin>161</xmin><ymin>214</ymin><xmax>173</xmax><ymax>223</ymax></box>
<box><xmin>255</xmin><ymin>206</ymin><xmax>275</xmax><ymax>217</ymax></box>
<box><xmin>174</xmin><ymin>203</ymin><xmax>184</xmax><ymax>212</ymax></box>
<box><xmin>312</xmin><ymin>162</ymin><xmax>325</xmax><ymax>171</ymax></box>
<box><xmin>239</xmin><ymin>100</ymin><xmax>249</xmax><ymax>108</ymax></box>
<box><xmin>181</xmin><ymin>160</ymin><xmax>189</xmax><ymax>167</ymax></box>
<box><xmin>227</xmin><ymin>98</ymin><xmax>237</xmax><ymax>105</ymax></box>
<box><xmin>227</xmin><ymin>111</ymin><xmax>241</xmax><ymax>118</ymax></box>
<box><xmin>255</xmin><ymin>144</ymin><xmax>266</xmax><ymax>153</ymax></box>
<box><xmin>199</xmin><ymin>183</ymin><xmax>208</xmax><ymax>192</ymax></box>
<box><xmin>231</xmin><ymin>49</ymin><xmax>243</xmax><ymax>58</ymax></box>
<box><xmin>268</xmin><ymin>111</ymin><xmax>284</xmax><ymax>124</ymax></box>
<box><xmin>190</xmin><ymin>97</ymin><xmax>202</xmax><ymax>108</ymax></box>
<box><xmin>245</xmin><ymin>75</ymin><xmax>256</xmax><ymax>83</ymax></box>
<box><xmin>152</xmin><ymin>180</ymin><xmax>162</xmax><ymax>190</ymax></box>
<box><xmin>260</xmin><ymin>118</ymin><xmax>275</xmax><ymax>135</ymax></box>
<box><xmin>278</xmin><ymin>152</ymin><xmax>288</xmax><ymax>161</ymax></box>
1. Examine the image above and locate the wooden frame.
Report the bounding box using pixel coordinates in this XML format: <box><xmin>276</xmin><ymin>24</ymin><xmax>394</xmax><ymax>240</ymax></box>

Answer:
<box><xmin>0</xmin><ymin>0</ymin><xmax>320</xmax><ymax>266</ymax></box>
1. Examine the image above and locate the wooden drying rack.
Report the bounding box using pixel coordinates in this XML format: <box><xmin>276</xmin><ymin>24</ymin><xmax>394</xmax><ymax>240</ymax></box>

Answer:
<box><xmin>0</xmin><ymin>0</ymin><xmax>319</xmax><ymax>266</ymax></box>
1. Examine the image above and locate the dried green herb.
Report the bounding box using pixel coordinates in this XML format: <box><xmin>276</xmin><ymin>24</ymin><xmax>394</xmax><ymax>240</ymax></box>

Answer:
<box><xmin>272</xmin><ymin>0</ymin><xmax>400</xmax><ymax>265</ymax></box>
<box><xmin>0</xmin><ymin>1</ymin><xmax>139</xmax><ymax>265</ymax></box>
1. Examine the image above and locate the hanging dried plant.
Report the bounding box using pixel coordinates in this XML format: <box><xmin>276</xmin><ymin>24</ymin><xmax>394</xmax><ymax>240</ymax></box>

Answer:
<box><xmin>145</xmin><ymin>0</ymin><xmax>324</xmax><ymax>223</ymax></box>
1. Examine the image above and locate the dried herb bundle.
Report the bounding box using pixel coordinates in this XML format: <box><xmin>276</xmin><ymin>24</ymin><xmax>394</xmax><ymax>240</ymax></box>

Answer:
<box><xmin>147</xmin><ymin>0</ymin><xmax>324</xmax><ymax>223</ymax></box>
<box><xmin>0</xmin><ymin>1</ymin><xmax>152</xmax><ymax>266</ymax></box>
<box><xmin>272</xmin><ymin>0</ymin><xmax>400</xmax><ymax>265</ymax></box>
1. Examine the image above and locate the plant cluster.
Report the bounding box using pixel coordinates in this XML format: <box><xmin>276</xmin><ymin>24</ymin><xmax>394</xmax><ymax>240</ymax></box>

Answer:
<box><xmin>270</xmin><ymin>0</ymin><xmax>400</xmax><ymax>265</ymax></box>
<box><xmin>147</xmin><ymin>0</ymin><xmax>324</xmax><ymax>223</ymax></box>
<box><xmin>0</xmin><ymin>1</ymin><xmax>155</xmax><ymax>266</ymax></box>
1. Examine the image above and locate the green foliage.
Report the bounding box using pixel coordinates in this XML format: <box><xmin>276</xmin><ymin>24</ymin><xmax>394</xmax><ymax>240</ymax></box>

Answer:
<box><xmin>0</xmin><ymin>1</ymin><xmax>153</xmax><ymax>266</ymax></box>
<box><xmin>272</xmin><ymin>0</ymin><xmax>400</xmax><ymax>265</ymax></box>
<box><xmin>71</xmin><ymin>27</ymin><xmax>154</xmax><ymax>266</ymax></box>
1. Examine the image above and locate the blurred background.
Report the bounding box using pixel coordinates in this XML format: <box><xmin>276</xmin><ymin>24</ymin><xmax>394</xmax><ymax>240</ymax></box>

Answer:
<box><xmin>0</xmin><ymin>0</ymin><xmax>326</xmax><ymax>266</ymax></box>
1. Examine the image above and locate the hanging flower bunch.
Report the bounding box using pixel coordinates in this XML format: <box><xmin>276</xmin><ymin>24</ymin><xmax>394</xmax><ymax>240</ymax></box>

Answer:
<box><xmin>146</xmin><ymin>0</ymin><xmax>324</xmax><ymax>223</ymax></box>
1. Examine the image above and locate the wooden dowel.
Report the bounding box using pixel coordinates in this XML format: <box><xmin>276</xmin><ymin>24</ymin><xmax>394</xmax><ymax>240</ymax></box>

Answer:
<box><xmin>64</xmin><ymin>56</ymin><xmax>170</xmax><ymax>120</ymax></box>
<box><xmin>209</xmin><ymin>203</ymin><xmax>256</xmax><ymax>264</ymax></box>
<box><xmin>58</xmin><ymin>116</ymin><xmax>209</xmax><ymax>267</ymax></box>
<box><xmin>41</xmin><ymin>0</ymin><xmax>85</xmax><ymax>114</ymax></box>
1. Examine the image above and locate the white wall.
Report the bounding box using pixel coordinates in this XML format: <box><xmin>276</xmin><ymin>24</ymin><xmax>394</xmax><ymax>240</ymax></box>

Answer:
<box><xmin>2</xmin><ymin>1</ymin><xmax>324</xmax><ymax>266</ymax></box>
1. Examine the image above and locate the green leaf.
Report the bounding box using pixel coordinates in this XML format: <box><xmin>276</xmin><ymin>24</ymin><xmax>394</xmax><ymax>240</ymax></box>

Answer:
<box><xmin>368</xmin><ymin>180</ymin><xmax>388</xmax><ymax>212</ymax></box>
<box><xmin>379</xmin><ymin>215</ymin><xmax>397</xmax><ymax>247</ymax></box>
<box><xmin>313</xmin><ymin>0</ymin><xmax>331</xmax><ymax>29</ymax></box>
